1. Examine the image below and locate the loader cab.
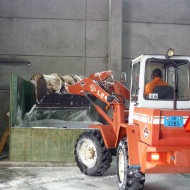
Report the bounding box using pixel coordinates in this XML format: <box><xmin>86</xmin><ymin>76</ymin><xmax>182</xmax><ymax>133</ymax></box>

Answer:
<box><xmin>128</xmin><ymin>53</ymin><xmax>190</xmax><ymax>123</ymax></box>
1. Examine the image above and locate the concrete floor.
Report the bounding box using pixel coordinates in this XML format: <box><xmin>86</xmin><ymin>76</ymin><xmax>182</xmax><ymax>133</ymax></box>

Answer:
<box><xmin>0</xmin><ymin>158</ymin><xmax>190</xmax><ymax>190</ymax></box>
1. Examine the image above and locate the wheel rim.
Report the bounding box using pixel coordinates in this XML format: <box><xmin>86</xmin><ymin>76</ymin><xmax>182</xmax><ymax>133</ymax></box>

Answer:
<box><xmin>78</xmin><ymin>138</ymin><xmax>97</xmax><ymax>168</ymax></box>
<box><xmin>118</xmin><ymin>148</ymin><xmax>125</xmax><ymax>183</ymax></box>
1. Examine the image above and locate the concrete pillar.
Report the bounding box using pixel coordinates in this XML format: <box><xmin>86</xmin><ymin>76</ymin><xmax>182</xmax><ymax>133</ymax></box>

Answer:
<box><xmin>108</xmin><ymin>0</ymin><xmax>123</xmax><ymax>80</ymax></box>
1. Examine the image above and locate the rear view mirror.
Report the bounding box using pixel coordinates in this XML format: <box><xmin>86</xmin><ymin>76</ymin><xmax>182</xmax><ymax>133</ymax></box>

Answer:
<box><xmin>120</xmin><ymin>72</ymin><xmax>127</xmax><ymax>82</ymax></box>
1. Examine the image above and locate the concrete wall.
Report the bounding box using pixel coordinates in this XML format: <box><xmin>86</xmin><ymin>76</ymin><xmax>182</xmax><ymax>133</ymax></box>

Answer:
<box><xmin>0</xmin><ymin>0</ymin><xmax>190</xmax><ymax>84</ymax></box>
<box><xmin>0</xmin><ymin>0</ymin><xmax>109</xmax><ymax>88</ymax></box>
<box><xmin>122</xmin><ymin>0</ymin><xmax>190</xmax><ymax>86</ymax></box>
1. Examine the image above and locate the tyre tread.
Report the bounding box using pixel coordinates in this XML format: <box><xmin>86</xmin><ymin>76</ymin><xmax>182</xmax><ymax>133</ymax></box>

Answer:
<box><xmin>117</xmin><ymin>138</ymin><xmax>145</xmax><ymax>190</ymax></box>
<box><xmin>74</xmin><ymin>130</ymin><xmax>112</xmax><ymax>176</ymax></box>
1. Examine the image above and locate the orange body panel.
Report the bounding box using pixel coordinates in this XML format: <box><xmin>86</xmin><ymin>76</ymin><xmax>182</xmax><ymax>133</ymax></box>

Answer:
<box><xmin>134</xmin><ymin>107</ymin><xmax>190</xmax><ymax>146</ymax></box>
<box><xmin>65</xmin><ymin>77</ymin><xmax>112</xmax><ymax>106</ymax></box>
<box><xmin>89</xmin><ymin>125</ymin><xmax>116</xmax><ymax>148</ymax></box>
<box><xmin>127</xmin><ymin>124</ymin><xmax>141</xmax><ymax>166</ymax></box>
<box><xmin>112</xmin><ymin>81</ymin><xmax>130</xmax><ymax>101</ymax></box>
<box><xmin>138</xmin><ymin>142</ymin><xmax>190</xmax><ymax>173</ymax></box>
<box><xmin>133</xmin><ymin>107</ymin><xmax>190</xmax><ymax>173</ymax></box>
<box><xmin>133</xmin><ymin>107</ymin><xmax>160</xmax><ymax>145</ymax></box>
<box><xmin>88</xmin><ymin>70</ymin><xmax>114</xmax><ymax>81</ymax></box>
<box><xmin>90</xmin><ymin>104</ymin><xmax>127</xmax><ymax>149</ymax></box>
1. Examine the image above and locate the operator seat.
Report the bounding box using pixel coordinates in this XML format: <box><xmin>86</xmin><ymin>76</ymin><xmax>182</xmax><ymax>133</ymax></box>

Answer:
<box><xmin>153</xmin><ymin>86</ymin><xmax>174</xmax><ymax>99</ymax></box>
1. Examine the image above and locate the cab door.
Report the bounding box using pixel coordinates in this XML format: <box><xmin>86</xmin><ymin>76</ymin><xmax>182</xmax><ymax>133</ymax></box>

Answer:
<box><xmin>128</xmin><ymin>61</ymin><xmax>141</xmax><ymax>123</ymax></box>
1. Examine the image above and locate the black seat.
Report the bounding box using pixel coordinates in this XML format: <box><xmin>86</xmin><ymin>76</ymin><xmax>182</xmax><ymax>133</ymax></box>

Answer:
<box><xmin>153</xmin><ymin>86</ymin><xmax>174</xmax><ymax>99</ymax></box>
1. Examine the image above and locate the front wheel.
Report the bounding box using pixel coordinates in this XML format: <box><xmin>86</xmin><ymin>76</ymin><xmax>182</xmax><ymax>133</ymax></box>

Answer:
<box><xmin>117</xmin><ymin>138</ymin><xmax>145</xmax><ymax>190</ymax></box>
<box><xmin>74</xmin><ymin>130</ymin><xmax>112</xmax><ymax>176</ymax></box>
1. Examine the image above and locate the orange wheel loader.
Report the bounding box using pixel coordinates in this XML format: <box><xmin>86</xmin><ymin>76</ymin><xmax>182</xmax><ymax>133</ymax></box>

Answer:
<box><xmin>65</xmin><ymin>49</ymin><xmax>190</xmax><ymax>190</ymax></box>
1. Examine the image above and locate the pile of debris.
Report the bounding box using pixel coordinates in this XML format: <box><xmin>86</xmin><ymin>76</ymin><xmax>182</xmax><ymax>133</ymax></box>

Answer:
<box><xmin>31</xmin><ymin>73</ymin><xmax>85</xmax><ymax>104</ymax></box>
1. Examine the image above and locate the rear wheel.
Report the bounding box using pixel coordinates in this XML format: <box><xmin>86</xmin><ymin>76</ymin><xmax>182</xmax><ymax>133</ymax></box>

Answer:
<box><xmin>117</xmin><ymin>138</ymin><xmax>145</xmax><ymax>190</ymax></box>
<box><xmin>74</xmin><ymin>130</ymin><xmax>112</xmax><ymax>176</ymax></box>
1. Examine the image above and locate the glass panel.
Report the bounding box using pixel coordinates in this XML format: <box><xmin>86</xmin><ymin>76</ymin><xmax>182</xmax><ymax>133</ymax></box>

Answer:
<box><xmin>144</xmin><ymin>58</ymin><xmax>190</xmax><ymax>100</ymax></box>
<box><xmin>177</xmin><ymin>64</ymin><xmax>189</xmax><ymax>100</ymax></box>
<box><xmin>131</xmin><ymin>62</ymin><xmax>140</xmax><ymax>102</ymax></box>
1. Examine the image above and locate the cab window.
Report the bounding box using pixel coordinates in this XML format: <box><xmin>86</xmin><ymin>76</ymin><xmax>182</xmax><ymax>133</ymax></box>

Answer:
<box><xmin>144</xmin><ymin>58</ymin><xmax>190</xmax><ymax>100</ymax></box>
<box><xmin>131</xmin><ymin>62</ymin><xmax>140</xmax><ymax>102</ymax></box>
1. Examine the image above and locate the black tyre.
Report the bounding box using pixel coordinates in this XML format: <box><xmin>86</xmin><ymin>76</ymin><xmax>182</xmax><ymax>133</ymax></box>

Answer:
<box><xmin>117</xmin><ymin>138</ymin><xmax>145</xmax><ymax>190</ymax></box>
<box><xmin>74</xmin><ymin>130</ymin><xmax>112</xmax><ymax>176</ymax></box>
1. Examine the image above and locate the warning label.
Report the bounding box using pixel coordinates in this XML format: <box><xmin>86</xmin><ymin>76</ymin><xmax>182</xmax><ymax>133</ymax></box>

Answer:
<box><xmin>143</xmin><ymin>126</ymin><xmax>150</xmax><ymax>139</ymax></box>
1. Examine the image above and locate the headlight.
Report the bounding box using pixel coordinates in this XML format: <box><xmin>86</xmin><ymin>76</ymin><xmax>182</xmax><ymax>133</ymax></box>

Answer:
<box><xmin>166</xmin><ymin>48</ymin><xmax>174</xmax><ymax>58</ymax></box>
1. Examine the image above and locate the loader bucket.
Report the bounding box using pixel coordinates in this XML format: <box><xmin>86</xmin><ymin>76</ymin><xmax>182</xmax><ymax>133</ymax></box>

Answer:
<box><xmin>31</xmin><ymin>73</ymin><xmax>91</xmax><ymax>110</ymax></box>
<box><xmin>36</xmin><ymin>93</ymin><xmax>91</xmax><ymax>110</ymax></box>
